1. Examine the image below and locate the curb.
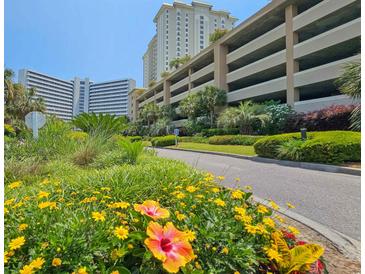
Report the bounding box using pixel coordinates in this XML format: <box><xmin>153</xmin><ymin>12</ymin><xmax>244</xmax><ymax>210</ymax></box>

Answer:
<box><xmin>254</xmin><ymin>196</ymin><xmax>361</xmax><ymax>260</ymax></box>
<box><xmin>153</xmin><ymin>147</ymin><xmax>361</xmax><ymax>176</ymax></box>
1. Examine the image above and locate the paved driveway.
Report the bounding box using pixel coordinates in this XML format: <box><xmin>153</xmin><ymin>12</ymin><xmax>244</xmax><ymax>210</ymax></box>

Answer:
<box><xmin>155</xmin><ymin>148</ymin><xmax>361</xmax><ymax>240</ymax></box>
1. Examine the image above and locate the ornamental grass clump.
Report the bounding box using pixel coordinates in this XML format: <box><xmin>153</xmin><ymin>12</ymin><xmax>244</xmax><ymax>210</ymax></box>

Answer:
<box><xmin>5</xmin><ymin>168</ymin><xmax>327</xmax><ymax>273</ymax></box>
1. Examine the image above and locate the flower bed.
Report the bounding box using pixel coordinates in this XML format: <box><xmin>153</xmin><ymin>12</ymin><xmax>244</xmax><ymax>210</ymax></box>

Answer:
<box><xmin>5</xmin><ymin>158</ymin><xmax>326</xmax><ymax>273</ymax></box>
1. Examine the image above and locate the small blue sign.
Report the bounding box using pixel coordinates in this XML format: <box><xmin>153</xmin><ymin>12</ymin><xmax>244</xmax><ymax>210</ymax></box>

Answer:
<box><xmin>174</xmin><ymin>128</ymin><xmax>180</xmax><ymax>136</ymax></box>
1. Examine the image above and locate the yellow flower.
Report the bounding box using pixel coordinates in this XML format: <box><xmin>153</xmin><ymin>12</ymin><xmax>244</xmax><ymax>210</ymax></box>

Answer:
<box><xmin>176</xmin><ymin>212</ymin><xmax>186</xmax><ymax>221</ymax></box>
<box><xmin>176</xmin><ymin>192</ymin><xmax>186</xmax><ymax>199</ymax></box>
<box><xmin>41</xmin><ymin>242</ymin><xmax>49</xmax><ymax>249</ymax></box>
<box><xmin>9</xmin><ymin>236</ymin><xmax>25</xmax><ymax>250</ymax></box>
<box><xmin>4</xmin><ymin>207</ymin><xmax>9</xmax><ymax>214</ymax></box>
<box><xmin>257</xmin><ymin>205</ymin><xmax>269</xmax><ymax>214</ymax></box>
<box><xmin>41</xmin><ymin>178</ymin><xmax>49</xmax><ymax>185</ymax></box>
<box><xmin>263</xmin><ymin>217</ymin><xmax>276</xmax><ymax>228</ymax></box>
<box><xmin>4</xmin><ymin>251</ymin><xmax>13</xmax><ymax>264</ymax></box>
<box><xmin>127</xmin><ymin>244</ymin><xmax>134</xmax><ymax>249</ymax></box>
<box><xmin>107</xmin><ymin>201</ymin><xmax>130</xmax><ymax>209</ymax></box>
<box><xmin>211</xmin><ymin>187</ymin><xmax>220</xmax><ymax>193</ymax></box>
<box><xmin>288</xmin><ymin>226</ymin><xmax>300</xmax><ymax>235</ymax></box>
<box><xmin>52</xmin><ymin>258</ymin><xmax>62</xmax><ymax>267</ymax></box>
<box><xmin>195</xmin><ymin>194</ymin><xmax>204</xmax><ymax>199</ymax></box>
<box><xmin>241</xmin><ymin>215</ymin><xmax>253</xmax><ymax>224</ymax></box>
<box><xmin>18</xmin><ymin>223</ymin><xmax>28</xmax><ymax>231</ymax></box>
<box><xmin>12</xmin><ymin>201</ymin><xmax>24</xmax><ymax>209</ymax></box>
<box><xmin>244</xmin><ymin>224</ymin><xmax>257</xmax><ymax>234</ymax></box>
<box><xmin>4</xmin><ymin>198</ymin><xmax>15</xmax><ymax>206</ymax></box>
<box><xmin>80</xmin><ymin>196</ymin><xmax>97</xmax><ymax>203</ymax></box>
<box><xmin>217</xmin><ymin>176</ymin><xmax>225</xmax><ymax>181</ymax></box>
<box><xmin>101</xmin><ymin>187</ymin><xmax>111</xmax><ymax>191</ymax></box>
<box><xmin>221</xmin><ymin>247</ymin><xmax>229</xmax><ymax>254</ymax></box>
<box><xmin>269</xmin><ymin>200</ymin><xmax>280</xmax><ymax>211</ymax></box>
<box><xmin>77</xmin><ymin>267</ymin><xmax>88</xmax><ymax>274</ymax></box>
<box><xmin>214</xmin><ymin>199</ymin><xmax>226</xmax><ymax>207</ymax></box>
<box><xmin>186</xmin><ymin>186</ymin><xmax>198</xmax><ymax>193</ymax></box>
<box><xmin>265</xmin><ymin>248</ymin><xmax>282</xmax><ymax>262</ymax></box>
<box><xmin>234</xmin><ymin>206</ymin><xmax>246</xmax><ymax>216</ymax></box>
<box><xmin>19</xmin><ymin>265</ymin><xmax>33</xmax><ymax>274</ymax></box>
<box><xmin>286</xmin><ymin>202</ymin><xmax>295</xmax><ymax>209</ymax></box>
<box><xmin>184</xmin><ymin>230</ymin><xmax>196</xmax><ymax>241</ymax></box>
<box><xmin>231</xmin><ymin>190</ymin><xmax>244</xmax><ymax>199</ymax></box>
<box><xmin>114</xmin><ymin>226</ymin><xmax>129</xmax><ymax>240</ymax></box>
<box><xmin>8</xmin><ymin>181</ymin><xmax>22</xmax><ymax>189</ymax></box>
<box><xmin>23</xmin><ymin>196</ymin><xmax>31</xmax><ymax>201</ymax></box>
<box><xmin>92</xmin><ymin>211</ymin><xmax>106</xmax><ymax>222</ymax></box>
<box><xmin>244</xmin><ymin>185</ymin><xmax>252</xmax><ymax>191</ymax></box>
<box><xmin>111</xmin><ymin>271</ymin><xmax>120</xmax><ymax>274</ymax></box>
<box><xmin>38</xmin><ymin>201</ymin><xmax>57</xmax><ymax>209</ymax></box>
<box><xmin>234</xmin><ymin>272</ymin><xmax>240</xmax><ymax>274</ymax></box>
<box><xmin>30</xmin><ymin>257</ymin><xmax>45</xmax><ymax>269</ymax></box>
<box><xmin>235</xmin><ymin>178</ymin><xmax>240</xmax><ymax>182</ymax></box>
<box><xmin>195</xmin><ymin>261</ymin><xmax>202</xmax><ymax>269</ymax></box>
<box><xmin>38</xmin><ymin>191</ymin><xmax>50</xmax><ymax>199</ymax></box>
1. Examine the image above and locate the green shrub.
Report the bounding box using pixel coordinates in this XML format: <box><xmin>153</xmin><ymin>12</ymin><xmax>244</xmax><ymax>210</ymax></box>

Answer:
<box><xmin>118</xmin><ymin>140</ymin><xmax>145</xmax><ymax>164</ymax></box>
<box><xmin>208</xmin><ymin>135</ymin><xmax>263</xmax><ymax>146</ymax></box>
<box><xmin>67</xmin><ymin>131</ymin><xmax>89</xmax><ymax>142</ymax></box>
<box><xmin>72</xmin><ymin>135</ymin><xmax>106</xmax><ymax>166</ymax></box>
<box><xmin>254</xmin><ymin>131</ymin><xmax>360</xmax><ymax>164</ymax></box>
<box><xmin>201</xmin><ymin>128</ymin><xmax>239</xmax><ymax>137</ymax></box>
<box><xmin>179</xmin><ymin>136</ymin><xmax>209</xmax><ymax>143</ymax></box>
<box><xmin>111</xmin><ymin>135</ymin><xmax>143</xmax><ymax>143</ymax></box>
<box><xmin>254</xmin><ymin>133</ymin><xmax>301</xmax><ymax>158</ymax></box>
<box><xmin>91</xmin><ymin>150</ymin><xmax>128</xmax><ymax>169</ymax></box>
<box><xmin>4</xmin><ymin>124</ymin><xmax>16</xmax><ymax>137</ymax></box>
<box><xmin>151</xmin><ymin>135</ymin><xmax>176</xmax><ymax>147</ymax></box>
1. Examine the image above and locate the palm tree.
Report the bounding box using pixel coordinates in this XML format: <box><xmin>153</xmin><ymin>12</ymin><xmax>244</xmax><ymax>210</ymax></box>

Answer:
<box><xmin>169</xmin><ymin>58</ymin><xmax>181</xmax><ymax>70</ymax></box>
<box><xmin>218</xmin><ymin>101</ymin><xmax>269</xmax><ymax>134</ymax></box>
<box><xmin>160</xmin><ymin>71</ymin><xmax>170</xmax><ymax>78</ymax></box>
<box><xmin>139</xmin><ymin>102</ymin><xmax>160</xmax><ymax>127</ymax></box>
<box><xmin>4</xmin><ymin>69</ymin><xmax>15</xmax><ymax>102</ymax></box>
<box><xmin>336</xmin><ymin>62</ymin><xmax>361</xmax><ymax>130</ymax></box>
<box><xmin>179</xmin><ymin>93</ymin><xmax>200</xmax><ymax>120</ymax></box>
<box><xmin>200</xmin><ymin>86</ymin><xmax>227</xmax><ymax>128</ymax></box>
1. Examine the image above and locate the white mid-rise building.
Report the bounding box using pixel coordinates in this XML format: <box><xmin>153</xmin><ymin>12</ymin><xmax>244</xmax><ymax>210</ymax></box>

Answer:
<box><xmin>18</xmin><ymin>69</ymin><xmax>135</xmax><ymax>120</ymax></box>
<box><xmin>143</xmin><ymin>0</ymin><xmax>237</xmax><ymax>87</ymax></box>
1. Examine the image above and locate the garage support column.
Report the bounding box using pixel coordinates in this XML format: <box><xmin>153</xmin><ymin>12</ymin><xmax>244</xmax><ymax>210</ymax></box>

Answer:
<box><xmin>163</xmin><ymin>80</ymin><xmax>171</xmax><ymax>105</ymax></box>
<box><xmin>214</xmin><ymin>43</ymin><xmax>228</xmax><ymax>91</ymax></box>
<box><xmin>188</xmin><ymin>68</ymin><xmax>193</xmax><ymax>92</ymax></box>
<box><xmin>285</xmin><ymin>4</ymin><xmax>300</xmax><ymax>107</ymax></box>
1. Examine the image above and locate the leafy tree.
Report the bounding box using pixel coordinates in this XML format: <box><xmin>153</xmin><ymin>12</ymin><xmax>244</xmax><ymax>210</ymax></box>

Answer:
<box><xmin>209</xmin><ymin>29</ymin><xmax>229</xmax><ymax>43</ymax></box>
<box><xmin>218</xmin><ymin>101</ymin><xmax>269</xmax><ymax>134</ymax></box>
<box><xmin>200</xmin><ymin>86</ymin><xmax>227</xmax><ymax>128</ymax></box>
<box><xmin>72</xmin><ymin>113</ymin><xmax>128</xmax><ymax>137</ymax></box>
<box><xmin>336</xmin><ymin>62</ymin><xmax>361</xmax><ymax>131</ymax></box>
<box><xmin>4</xmin><ymin>69</ymin><xmax>45</xmax><ymax>123</ymax></box>
<box><xmin>261</xmin><ymin>100</ymin><xmax>295</xmax><ymax>134</ymax></box>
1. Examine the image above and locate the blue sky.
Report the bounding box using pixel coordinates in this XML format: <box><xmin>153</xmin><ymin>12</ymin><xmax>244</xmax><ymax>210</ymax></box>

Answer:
<box><xmin>5</xmin><ymin>0</ymin><xmax>268</xmax><ymax>86</ymax></box>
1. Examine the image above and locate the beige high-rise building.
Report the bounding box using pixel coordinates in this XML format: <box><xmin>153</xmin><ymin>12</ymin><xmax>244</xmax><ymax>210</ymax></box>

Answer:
<box><xmin>143</xmin><ymin>0</ymin><xmax>237</xmax><ymax>87</ymax></box>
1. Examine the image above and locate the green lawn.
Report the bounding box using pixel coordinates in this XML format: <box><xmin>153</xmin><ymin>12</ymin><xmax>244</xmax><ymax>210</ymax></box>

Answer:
<box><xmin>167</xmin><ymin>142</ymin><xmax>256</xmax><ymax>156</ymax></box>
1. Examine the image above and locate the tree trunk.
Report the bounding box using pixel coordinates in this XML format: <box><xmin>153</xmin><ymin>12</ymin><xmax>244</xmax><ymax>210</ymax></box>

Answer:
<box><xmin>210</xmin><ymin>111</ymin><xmax>214</xmax><ymax>128</ymax></box>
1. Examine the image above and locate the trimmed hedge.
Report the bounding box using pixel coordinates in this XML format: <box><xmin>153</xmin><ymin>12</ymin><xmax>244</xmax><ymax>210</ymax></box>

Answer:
<box><xmin>179</xmin><ymin>136</ymin><xmax>209</xmax><ymax>143</ymax></box>
<box><xmin>208</xmin><ymin>135</ymin><xmax>263</xmax><ymax>146</ymax></box>
<box><xmin>112</xmin><ymin>135</ymin><xmax>143</xmax><ymax>143</ymax></box>
<box><xmin>201</xmin><ymin>128</ymin><xmax>240</xmax><ymax>137</ymax></box>
<box><xmin>151</xmin><ymin>135</ymin><xmax>177</xmax><ymax>147</ymax></box>
<box><xmin>67</xmin><ymin>131</ymin><xmax>89</xmax><ymax>142</ymax></box>
<box><xmin>254</xmin><ymin>131</ymin><xmax>361</xmax><ymax>164</ymax></box>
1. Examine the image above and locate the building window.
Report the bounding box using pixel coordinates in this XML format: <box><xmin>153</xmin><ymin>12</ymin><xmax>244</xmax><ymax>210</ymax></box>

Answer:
<box><xmin>200</xmin><ymin>15</ymin><xmax>204</xmax><ymax>19</ymax></box>
<box><xmin>177</xmin><ymin>21</ymin><xmax>180</xmax><ymax>26</ymax></box>
<box><xmin>185</xmin><ymin>38</ymin><xmax>188</xmax><ymax>42</ymax></box>
<box><xmin>177</xmin><ymin>32</ymin><xmax>180</xmax><ymax>36</ymax></box>
<box><xmin>200</xmin><ymin>45</ymin><xmax>204</xmax><ymax>49</ymax></box>
<box><xmin>177</xmin><ymin>37</ymin><xmax>180</xmax><ymax>41</ymax></box>
<box><xmin>177</xmin><ymin>52</ymin><xmax>180</xmax><ymax>57</ymax></box>
<box><xmin>177</xmin><ymin>42</ymin><xmax>180</xmax><ymax>46</ymax></box>
<box><xmin>200</xmin><ymin>25</ymin><xmax>204</xmax><ymax>29</ymax></box>
<box><xmin>185</xmin><ymin>23</ymin><xmax>188</xmax><ymax>27</ymax></box>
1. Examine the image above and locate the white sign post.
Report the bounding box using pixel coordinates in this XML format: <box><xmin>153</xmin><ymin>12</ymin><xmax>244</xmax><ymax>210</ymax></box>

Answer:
<box><xmin>25</xmin><ymin>111</ymin><xmax>46</xmax><ymax>139</ymax></box>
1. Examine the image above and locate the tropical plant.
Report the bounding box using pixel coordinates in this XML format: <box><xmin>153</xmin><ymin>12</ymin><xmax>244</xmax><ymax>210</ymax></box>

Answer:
<box><xmin>71</xmin><ymin>113</ymin><xmax>128</xmax><ymax>137</ymax></box>
<box><xmin>4</xmin><ymin>69</ymin><xmax>45</xmax><ymax>123</ymax></box>
<box><xmin>200</xmin><ymin>86</ymin><xmax>227</xmax><ymax>128</ymax></box>
<box><xmin>277</xmin><ymin>139</ymin><xmax>304</xmax><ymax>161</ymax></box>
<box><xmin>169</xmin><ymin>55</ymin><xmax>191</xmax><ymax>70</ymax></box>
<box><xmin>148</xmin><ymin>80</ymin><xmax>156</xmax><ymax>88</ymax></box>
<box><xmin>336</xmin><ymin>62</ymin><xmax>361</xmax><ymax>131</ymax></box>
<box><xmin>179</xmin><ymin>93</ymin><xmax>201</xmax><ymax>120</ymax></box>
<box><xmin>271</xmin><ymin>231</ymin><xmax>324</xmax><ymax>273</ymax></box>
<box><xmin>160</xmin><ymin>71</ymin><xmax>170</xmax><ymax>78</ymax></box>
<box><xmin>218</xmin><ymin>101</ymin><xmax>269</xmax><ymax>134</ymax></box>
<box><xmin>138</xmin><ymin>102</ymin><xmax>161</xmax><ymax>127</ymax></box>
<box><xmin>118</xmin><ymin>140</ymin><xmax>145</xmax><ymax>164</ymax></box>
<box><xmin>72</xmin><ymin>134</ymin><xmax>107</xmax><ymax>166</ymax></box>
<box><xmin>209</xmin><ymin>29</ymin><xmax>229</xmax><ymax>43</ymax></box>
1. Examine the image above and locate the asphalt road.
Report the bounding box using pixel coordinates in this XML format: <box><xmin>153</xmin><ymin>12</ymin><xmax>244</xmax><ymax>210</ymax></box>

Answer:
<box><xmin>155</xmin><ymin>148</ymin><xmax>361</xmax><ymax>240</ymax></box>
